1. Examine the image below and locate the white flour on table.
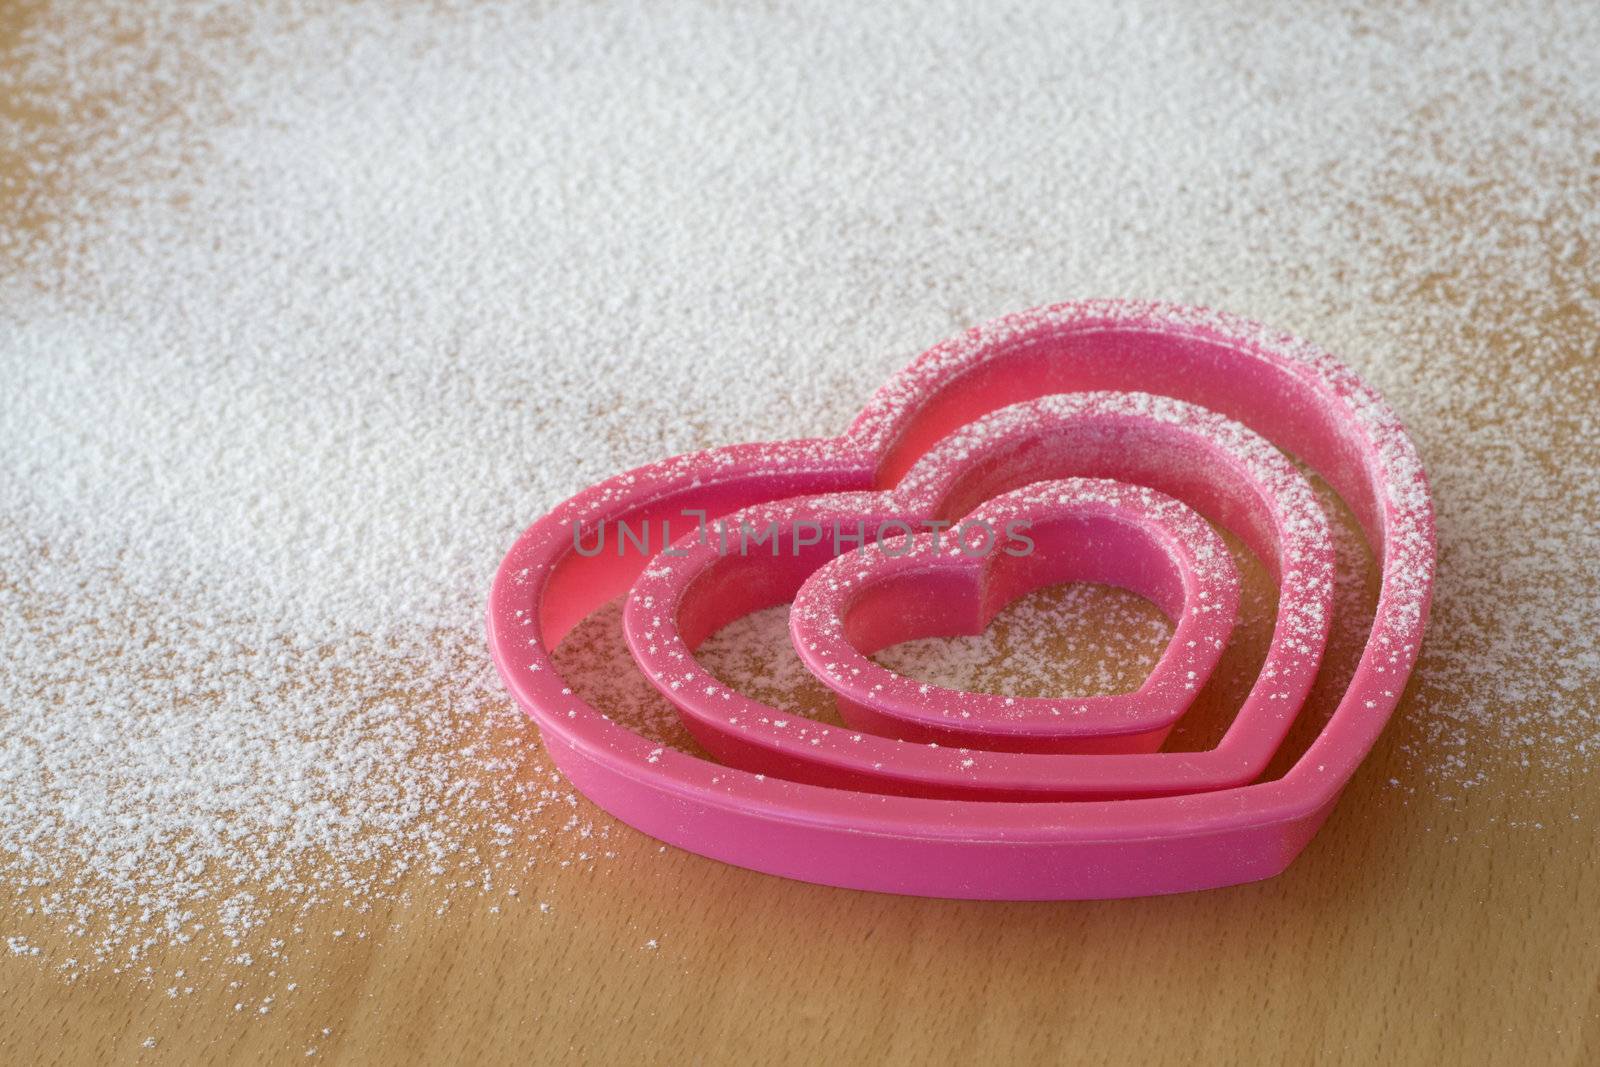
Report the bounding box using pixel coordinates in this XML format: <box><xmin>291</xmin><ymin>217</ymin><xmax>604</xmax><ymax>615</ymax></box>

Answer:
<box><xmin>2</xmin><ymin>0</ymin><xmax>1597</xmax><ymax>980</ymax></box>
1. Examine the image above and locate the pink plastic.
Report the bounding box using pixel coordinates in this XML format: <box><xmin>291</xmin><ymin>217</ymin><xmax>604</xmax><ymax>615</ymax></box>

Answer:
<box><xmin>486</xmin><ymin>300</ymin><xmax>1435</xmax><ymax>899</ymax></box>
<box><xmin>624</xmin><ymin>394</ymin><xmax>1332</xmax><ymax>797</ymax></box>
<box><xmin>787</xmin><ymin>478</ymin><xmax>1241</xmax><ymax>754</ymax></box>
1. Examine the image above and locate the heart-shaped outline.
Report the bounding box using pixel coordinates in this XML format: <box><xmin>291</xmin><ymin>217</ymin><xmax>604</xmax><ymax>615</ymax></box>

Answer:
<box><xmin>486</xmin><ymin>299</ymin><xmax>1435</xmax><ymax>899</ymax></box>
<box><xmin>622</xmin><ymin>391</ymin><xmax>1331</xmax><ymax>797</ymax></box>
<box><xmin>788</xmin><ymin>477</ymin><xmax>1240</xmax><ymax>753</ymax></box>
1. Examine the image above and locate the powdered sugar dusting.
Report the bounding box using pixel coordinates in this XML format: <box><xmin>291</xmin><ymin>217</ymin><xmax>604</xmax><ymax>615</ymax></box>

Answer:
<box><xmin>2</xmin><ymin>0</ymin><xmax>1597</xmax><ymax>989</ymax></box>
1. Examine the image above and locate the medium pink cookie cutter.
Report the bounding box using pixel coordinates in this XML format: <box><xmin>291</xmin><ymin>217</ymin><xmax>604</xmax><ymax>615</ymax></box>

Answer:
<box><xmin>624</xmin><ymin>393</ymin><xmax>1332</xmax><ymax>798</ymax></box>
<box><xmin>486</xmin><ymin>300</ymin><xmax>1435</xmax><ymax>899</ymax></box>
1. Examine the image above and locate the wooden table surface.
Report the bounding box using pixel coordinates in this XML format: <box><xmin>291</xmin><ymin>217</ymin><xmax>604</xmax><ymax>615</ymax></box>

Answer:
<box><xmin>3</xmin><ymin>2</ymin><xmax>1597</xmax><ymax>1063</ymax></box>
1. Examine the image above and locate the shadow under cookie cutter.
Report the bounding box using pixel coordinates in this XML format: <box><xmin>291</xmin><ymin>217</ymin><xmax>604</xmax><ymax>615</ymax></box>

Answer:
<box><xmin>486</xmin><ymin>299</ymin><xmax>1435</xmax><ymax>899</ymax></box>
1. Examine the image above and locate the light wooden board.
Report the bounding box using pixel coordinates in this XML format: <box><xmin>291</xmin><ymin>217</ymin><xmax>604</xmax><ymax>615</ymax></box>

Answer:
<box><xmin>2</xmin><ymin>3</ymin><xmax>1596</xmax><ymax>1063</ymax></box>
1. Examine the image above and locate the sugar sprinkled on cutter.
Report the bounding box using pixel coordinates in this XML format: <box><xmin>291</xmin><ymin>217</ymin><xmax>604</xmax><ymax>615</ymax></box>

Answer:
<box><xmin>487</xmin><ymin>299</ymin><xmax>1435</xmax><ymax>899</ymax></box>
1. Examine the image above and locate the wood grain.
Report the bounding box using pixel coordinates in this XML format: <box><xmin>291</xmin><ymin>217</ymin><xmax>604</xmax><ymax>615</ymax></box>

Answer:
<box><xmin>2</xmin><ymin>3</ymin><xmax>1596</xmax><ymax>1064</ymax></box>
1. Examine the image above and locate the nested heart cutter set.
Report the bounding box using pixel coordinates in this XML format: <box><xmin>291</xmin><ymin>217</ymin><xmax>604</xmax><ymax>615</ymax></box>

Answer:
<box><xmin>487</xmin><ymin>300</ymin><xmax>1435</xmax><ymax>899</ymax></box>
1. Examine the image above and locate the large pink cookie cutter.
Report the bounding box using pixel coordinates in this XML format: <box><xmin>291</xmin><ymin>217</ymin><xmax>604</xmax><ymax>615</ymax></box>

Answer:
<box><xmin>486</xmin><ymin>300</ymin><xmax>1435</xmax><ymax>899</ymax></box>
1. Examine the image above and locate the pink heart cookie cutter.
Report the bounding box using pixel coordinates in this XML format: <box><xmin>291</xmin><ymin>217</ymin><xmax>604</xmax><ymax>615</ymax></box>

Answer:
<box><xmin>486</xmin><ymin>299</ymin><xmax>1435</xmax><ymax>899</ymax></box>
<box><xmin>624</xmin><ymin>392</ymin><xmax>1332</xmax><ymax>798</ymax></box>
<box><xmin>786</xmin><ymin>477</ymin><xmax>1242</xmax><ymax>754</ymax></box>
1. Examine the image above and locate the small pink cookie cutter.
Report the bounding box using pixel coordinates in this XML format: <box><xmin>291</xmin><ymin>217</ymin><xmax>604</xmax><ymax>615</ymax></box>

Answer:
<box><xmin>486</xmin><ymin>300</ymin><xmax>1435</xmax><ymax>899</ymax></box>
<box><xmin>788</xmin><ymin>478</ymin><xmax>1240</xmax><ymax>753</ymax></box>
